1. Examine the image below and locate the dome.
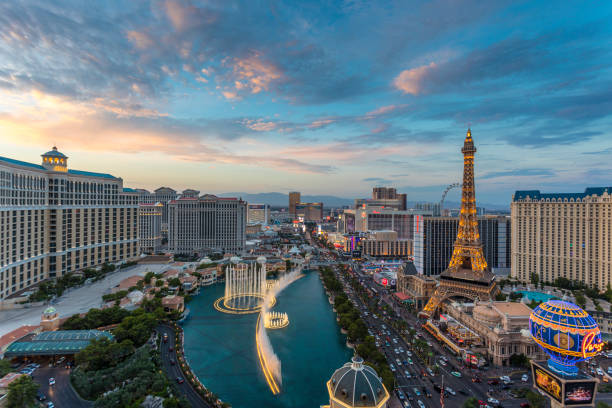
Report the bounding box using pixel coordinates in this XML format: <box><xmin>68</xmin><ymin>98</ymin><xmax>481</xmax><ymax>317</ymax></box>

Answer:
<box><xmin>328</xmin><ymin>357</ymin><xmax>388</xmax><ymax>407</ymax></box>
<box><xmin>127</xmin><ymin>290</ymin><xmax>144</xmax><ymax>304</ymax></box>
<box><xmin>42</xmin><ymin>146</ymin><xmax>67</xmax><ymax>158</ymax></box>
<box><xmin>43</xmin><ymin>306</ymin><xmax>56</xmax><ymax>315</ymax></box>
<box><xmin>530</xmin><ymin>300</ymin><xmax>604</xmax><ymax>375</ymax></box>
<box><xmin>473</xmin><ymin>303</ymin><xmax>501</xmax><ymax>325</ymax></box>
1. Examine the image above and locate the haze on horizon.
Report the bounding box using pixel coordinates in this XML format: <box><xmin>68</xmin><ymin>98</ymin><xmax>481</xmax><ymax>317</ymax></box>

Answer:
<box><xmin>1</xmin><ymin>1</ymin><xmax>611</xmax><ymax>205</ymax></box>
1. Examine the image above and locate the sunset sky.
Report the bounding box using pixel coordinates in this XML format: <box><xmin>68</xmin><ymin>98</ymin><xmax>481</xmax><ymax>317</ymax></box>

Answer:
<box><xmin>1</xmin><ymin>1</ymin><xmax>611</xmax><ymax>204</ymax></box>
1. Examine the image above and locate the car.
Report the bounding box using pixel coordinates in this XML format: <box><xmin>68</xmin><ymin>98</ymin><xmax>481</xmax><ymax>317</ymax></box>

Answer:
<box><xmin>413</xmin><ymin>387</ymin><xmax>421</xmax><ymax>396</ymax></box>
<box><xmin>424</xmin><ymin>389</ymin><xmax>431</xmax><ymax>398</ymax></box>
<box><xmin>390</xmin><ymin>364</ymin><xmax>396</xmax><ymax>372</ymax></box>
<box><xmin>404</xmin><ymin>370</ymin><xmax>411</xmax><ymax>378</ymax></box>
<box><xmin>397</xmin><ymin>390</ymin><xmax>405</xmax><ymax>400</ymax></box>
<box><xmin>169</xmin><ymin>347</ymin><xmax>174</xmax><ymax>352</ymax></box>
<box><xmin>488</xmin><ymin>397</ymin><xmax>500</xmax><ymax>405</ymax></box>
<box><xmin>522</xmin><ymin>374</ymin><xmax>528</xmax><ymax>382</ymax></box>
<box><xmin>520</xmin><ymin>403</ymin><xmax>530</xmax><ymax>408</ymax></box>
<box><xmin>36</xmin><ymin>392</ymin><xmax>46</xmax><ymax>401</ymax></box>
<box><xmin>472</xmin><ymin>377</ymin><xmax>482</xmax><ymax>383</ymax></box>
<box><xmin>417</xmin><ymin>400</ymin><xmax>425</xmax><ymax>408</ymax></box>
<box><xmin>459</xmin><ymin>389</ymin><xmax>469</xmax><ymax>396</ymax></box>
<box><xmin>487</xmin><ymin>379</ymin><xmax>499</xmax><ymax>385</ymax></box>
<box><xmin>451</xmin><ymin>371</ymin><xmax>461</xmax><ymax>378</ymax></box>
<box><xmin>396</xmin><ymin>359</ymin><xmax>402</xmax><ymax>366</ymax></box>
<box><xmin>47</xmin><ymin>403</ymin><xmax>55</xmax><ymax>408</ymax></box>
<box><xmin>407</xmin><ymin>358</ymin><xmax>413</xmax><ymax>365</ymax></box>
<box><xmin>439</xmin><ymin>360</ymin><xmax>447</xmax><ymax>366</ymax></box>
<box><xmin>48</xmin><ymin>377</ymin><xmax>55</xmax><ymax>386</ymax></box>
<box><xmin>433</xmin><ymin>384</ymin><xmax>442</xmax><ymax>393</ymax></box>
<box><xmin>406</xmin><ymin>351</ymin><xmax>412</xmax><ymax>357</ymax></box>
<box><xmin>597</xmin><ymin>368</ymin><xmax>604</xmax><ymax>376</ymax></box>
<box><xmin>176</xmin><ymin>377</ymin><xmax>184</xmax><ymax>384</ymax></box>
<box><xmin>446</xmin><ymin>386</ymin><xmax>456</xmax><ymax>396</ymax></box>
<box><xmin>170</xmin><ymin>359</ymin><xmax>176</xmax><ymax>365</ymax></box>
<box><xmin>426</xmin><ymin>368</ymin><xmax>434</xmax><ymax>376</ymax></box>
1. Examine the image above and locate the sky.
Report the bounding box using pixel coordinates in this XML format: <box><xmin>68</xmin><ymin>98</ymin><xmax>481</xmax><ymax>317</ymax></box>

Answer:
<box><xmin>0</xmin><ymin>1</ymin><xmax>611</xmax><ymax>205</ymax></box>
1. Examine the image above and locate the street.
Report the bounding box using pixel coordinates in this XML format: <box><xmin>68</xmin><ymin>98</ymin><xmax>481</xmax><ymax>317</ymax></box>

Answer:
<box><xmin>33</xmin><ymin>364</ymin><xmax>91</xmax><ymax>407</ymax></box>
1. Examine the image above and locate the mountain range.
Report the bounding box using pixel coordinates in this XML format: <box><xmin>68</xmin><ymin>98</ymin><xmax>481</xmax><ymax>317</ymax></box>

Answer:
<box><xmin>218</xmin><ymin>192</ymin><xmax>509</xmax><ymax>211</ymax></box>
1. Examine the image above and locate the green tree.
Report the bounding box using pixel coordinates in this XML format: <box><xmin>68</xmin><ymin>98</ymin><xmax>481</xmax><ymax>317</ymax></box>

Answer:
<box><xmin>509</xmin><ymin>353</ymin><xmax>529</xmax><ymax>367</ymax></box>
<box><xmin>596</xmin><ymin>402</ymin><xmax>612</xmax><ymax>408</ymax></box>
<box><xmin>0</xmin><ymin>359</ymin><xmax>11</xmax><ymax>377</ymax></box>
<box><xmin>462</xmin><ymin>397</ymin><xmax>480</xmax><ymax>408</ymax></box>
<box><xmin>168</xmin><ymin>277</ymin><xmax>181</xmax><ymax>287</ymax></box>
<box><xmin>526</xmin><ymin>390</ymin><xmax>547</xmax><ymax>408</ymax></box>
<box><xmin>7</xmin><ymin>375</ymin><xmax>38</xmax><ymax>408</ymax></box>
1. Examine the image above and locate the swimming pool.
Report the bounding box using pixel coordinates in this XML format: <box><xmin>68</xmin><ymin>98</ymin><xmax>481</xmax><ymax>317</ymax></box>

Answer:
<box><xmin>517</xmin><ymin>290</ymin><xmax>557</xmax><ymax>302</ymax></box>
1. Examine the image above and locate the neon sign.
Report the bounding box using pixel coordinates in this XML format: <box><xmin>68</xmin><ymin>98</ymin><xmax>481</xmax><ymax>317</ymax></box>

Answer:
<box><xmin>581</xmin><ymin>331</ymin><xmax>604</xmax><ymax>358</ymax></box>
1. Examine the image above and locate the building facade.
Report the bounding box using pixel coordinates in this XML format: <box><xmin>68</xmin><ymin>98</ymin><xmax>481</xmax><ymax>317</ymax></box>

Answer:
<box><xmin>0</xmin><ymin>148</ymin><xmax>139</xmax><ymax>300</ymax></box>
<box><xmin>247</xmin><ymin>203</ymin><xmax>270</xmax><ymax>225</ymax></box>
<box><xmin>167</xmin><ymin>195</ymin><xmax>246</xmax><ymax>254</ymax></box>
<box><xmin>340</xmin><ymin>208</ymin><xmax>430</xmax><ymax>240</ymax></box>
<box><xmin>511</xmin><ymin>188</ymin><xmax>612</xmax><ymax>291</ymax></box>
<box><xmin>396</xmin><ymin>262</ymin><xmax>437</xmax><ymax>309</ymax></box>
<box><xmin>138</xmin><ymin>202</ymin><xmax>163</xmax><ymax>254</ymax></box>
<box><xmin>295</xmin><ymin>202</ymin><xmax>323</xmax><ymax>221</ymax></box>
<box><xmin>413</xmin><ymin>215</ymin><xmax>511</xmax><ymax>276</ymax></box>
<box><xmin>354</xmin><ymin>186</ymin><xmax>407</xmax><ymax>211</ymax></box>
<box><xmin>153</xmin><ymin>187</ymin><xmax>178</xmax><ymax>235</ymax></box>
<box><xmin>361</xmin><ymin>230</ymin><xmax>412</xmax><ymax>258</ymax></box>
<box><xmin>288</xmin><ymin>191</ymin><xmax>300</xmax><ymax>218</ymax></box>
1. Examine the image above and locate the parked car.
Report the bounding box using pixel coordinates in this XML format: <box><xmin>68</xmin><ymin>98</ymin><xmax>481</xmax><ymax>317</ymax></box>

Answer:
<box><xmin>36</xmin><ymin>392</ymin><xmax>46</xmax><ymax>401</ymax></box>
<box><xmin>521</xmin><ymin>374</ymin><xmax>528</xmax><ymax>382</ymax></box>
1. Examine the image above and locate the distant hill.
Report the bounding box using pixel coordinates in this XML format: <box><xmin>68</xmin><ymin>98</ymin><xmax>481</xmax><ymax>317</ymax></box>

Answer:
<box><xmin>218</xmin><ymin>192</ymin><xmax>354</xmax><ymax>208</ymax></box>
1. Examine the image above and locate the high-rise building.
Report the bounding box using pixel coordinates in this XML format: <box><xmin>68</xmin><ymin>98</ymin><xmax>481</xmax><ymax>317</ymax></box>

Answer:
<box><xmin>355</xmin><ymin>187</ymin><xmax>407</xmax><ymax>210</ymax></box>
<box><xmin>167</xmin><ymin>195</ymin><xmax>246</xmax><ymax>254</ymax></box>
<box><xmin>361</xmin><ymin>230</ymin><xmax>412</xmax><ymax>258</ymax></box>
<box><xmin>288</xmin><ymin>191</ymin><xmax>300</xmax><ymax>218</ymax></box>
<box><xmin>415</xmin><ymin>202</ymin><xmax>441</xmax><ymax>216</ymax></box>
<box><xmin>339</xmin><ymin>207</ymin><xmax>429</xmax><ymax>239</ymax></box>
<box><xmin>413</xmin><ymin>215</ymin><xmax>511</xmax><ymax>276</ymax></box>
<box><xmin>153</xmin><ymin>187</ymin><xmax>178</xmax><ymax>234</ymax></box>
<box><xmin>511</xmin><ymin>187</ymin><xmax>612</xmax><ymax>291</ymax></box>
<box><xmin>421</xmin><ymin>129</ymin><xmax>500</xmax><ymax>318</ymax></box>
<box><xmin>247</xmin><ymin>203</ymin><xmax>270</xmax><ymax>225</ymax></box>
<box><xmin>181</xmin><ymin>189</ymin><xmax>200</xmax><ymax>198</ymax></box>
<box><xmin>0</xmin><ymin>147</ymin><xmax>139</xmax><ymax>300</ymax></box>
<box><xmin>295</xmin><ymin>202</ymin><xmax>323</xmax><ymax>221</ymax></box>
<box><xmin>139</xmin><ymin>202</ymin><xmax>163</xmax><ymax>253</ymax></box>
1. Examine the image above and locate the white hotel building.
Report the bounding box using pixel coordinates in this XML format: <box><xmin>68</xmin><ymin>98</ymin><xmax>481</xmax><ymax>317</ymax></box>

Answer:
<box><xmin>168</xmin><ymin>194</ymin><xmax>246</xmax><ymax>255</ymax></box>
<box><xmin>511</xmin><ymin>188</ymin><xmax>612</xmax><ymax>291</ymax></box>
<box><xmin>0</xmin><ymin>147</ymin><xmax>139</xmax><ymax>300</ymax></box>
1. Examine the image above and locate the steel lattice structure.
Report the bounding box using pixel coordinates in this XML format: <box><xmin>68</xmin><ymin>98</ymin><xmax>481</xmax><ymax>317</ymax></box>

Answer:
<box><xmin>420</xmin><ymin>129</ymin><xmax>499</xmax><ymax>318</ymax></box>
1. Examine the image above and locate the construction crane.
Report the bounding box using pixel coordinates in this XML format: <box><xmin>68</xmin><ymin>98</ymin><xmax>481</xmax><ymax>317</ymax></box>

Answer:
<box><xmin>440</xmin><ymin>183</ymin><xmax>462</xmax><ymax>210</ymax></box>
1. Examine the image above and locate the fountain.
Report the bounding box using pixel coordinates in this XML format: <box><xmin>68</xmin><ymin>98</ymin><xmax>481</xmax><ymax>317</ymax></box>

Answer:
<box><xmin>214</xmin><ymin>258</ymin><xmax>275</xmax><ymax>314</ymax></box>
<box><xmin>264</xmin><ymin>311</ymin><xmax>289</xmax><ymax>329</ymax></box>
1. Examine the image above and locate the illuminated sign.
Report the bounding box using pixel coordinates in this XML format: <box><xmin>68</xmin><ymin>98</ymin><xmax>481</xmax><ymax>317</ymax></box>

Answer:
<box><xmin>533</xmin><ymin>367</ymin><xmax>562</xmax><ymax>402</ymax></box>
<box><xmin>564</xmin><ymin>381</ymin><xmax>595</xmax><ymax>406</ymax></box>
<box><xmin>581</xmin><ymin>331</ymin><xmax>604</xmax><ymax>358</ymax></box>
<box><xmin>381</xmin><ymin>278</ymin><xmax>388</xmax><ymax>286</ymax></box>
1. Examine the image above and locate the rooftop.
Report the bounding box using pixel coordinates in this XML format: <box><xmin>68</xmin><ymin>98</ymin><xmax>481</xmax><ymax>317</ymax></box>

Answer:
<box><xmin>4</xmin><ymin>330</ymin><xmax>114</xmax><ymax>357</ymax></box>
<box><xmin>492</xmin><ymin>301</ymin><xmax>533</xmax><ymax>317</ymax></box>
<box><xmin>513</xmin><ymin>187</ymin><xmax>612</xmax><ymax>201</ymax></box>
<box><xmin>0</xmin><ymin>155</ymin><xmax>117</xmax><ymax>179</ymax></box>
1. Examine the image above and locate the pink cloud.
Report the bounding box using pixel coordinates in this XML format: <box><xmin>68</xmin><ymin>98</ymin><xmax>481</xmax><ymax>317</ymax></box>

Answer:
<box><xmin>393</xmin><ymin>62</ymin><xmax>437</xmax><ymax>95</ymax></box>
<box><xmin>242</xmin><ymin>119</ymin><xmax>277</xmax><ymax>132</ymax></box>
<box><xmin>126</xmin><ymin>30</ymin><xmax>154</xmax><ymax>50</ymax></box>
<box><xmin>307</xmin><ymin>119</ymin><xmax>335</xmax><ymax>129</ymax></box>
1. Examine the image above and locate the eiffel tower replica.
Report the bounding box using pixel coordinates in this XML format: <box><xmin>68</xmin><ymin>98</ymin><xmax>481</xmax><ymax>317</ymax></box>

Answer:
<box><xmin>420</xmin><ymin>129</ymin><xmax>500</xmax><ymax>318</ymax></box>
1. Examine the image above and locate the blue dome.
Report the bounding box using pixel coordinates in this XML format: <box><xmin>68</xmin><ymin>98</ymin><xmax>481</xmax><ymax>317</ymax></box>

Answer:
<box><xmin>42</xmin><ymin>146</ymin><xmax>67</xmax><ymax>158</ymax></box>
<box><xmin>529</xmin><ymin>300</ymin><xmax>603</xmax><ymax>375</ymax></box>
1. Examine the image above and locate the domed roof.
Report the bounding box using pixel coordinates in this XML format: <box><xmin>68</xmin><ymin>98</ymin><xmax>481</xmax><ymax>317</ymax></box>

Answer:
<box><xmin>473</xmin><ymin>303</ymin><xmax>501</xmax><ymax>324</ymax></box>
<box><xmin>42</xmin><ymin>146</ymin><xmax>67</xmax><ymax>158</ymax></box>
<box><xmin>329</xmin><ymin>357</ymin><xmax>388</xmax><ymax>407</ymax></box>
<box><xmin>43</xmin><ymin>306</ymin><xmax>57</xmax><ymax>315</ymax></box>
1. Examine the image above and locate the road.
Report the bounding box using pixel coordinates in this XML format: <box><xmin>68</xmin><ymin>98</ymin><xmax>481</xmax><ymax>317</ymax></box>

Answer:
<box><xmin>33</xmin><ymin>365</ymin><xmax>91</xmax><ymax>407</ymax></box>
<box><xmin>157</xmin><ymin>324</ymin><xmax>211</xmax><ymax>408</ymax></box>
<box><xmin>315</xmin><ymin>251</ymin><xmax>535</xmax><ymax>408</ymax></box>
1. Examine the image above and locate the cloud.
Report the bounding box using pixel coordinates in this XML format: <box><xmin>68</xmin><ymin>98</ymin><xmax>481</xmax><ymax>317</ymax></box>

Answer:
<box><xmin>393</xmin><ymin>62</ymin><xmax>437</xmax><ymax>95</ymax></box>
<box><xmin>242</xmin><ymin>119</ymin><xmax>278</xmax><ymax>132</ymax></box>
<box><xmin>480</xmin><ymin>168</ymin><xmax>556</xmax><ymax>180</ymax></box>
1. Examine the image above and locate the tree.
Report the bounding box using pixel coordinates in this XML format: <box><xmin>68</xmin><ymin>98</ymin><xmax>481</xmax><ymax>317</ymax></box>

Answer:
<box><xmin>530</xmin><ymin>272</ymin><xmax>539</xmax><ymax>286</ymax></box>
<box><xmin>509</xmin><ymin>353</ymin><xmax>529</xmax><ymax>367</ymax></box>
<box><xmin>462</xmin><ymin>397</ymin><xmax>480</xmax><ymax>408</ymax></box>
<box><xmin>7</xmin><ymin>375</ymin><xmax>38</xmax><ymax>408</ymax></box>
<box><xmin>144</xmin><ymin>271</ymin><xmax>155</xmax><ymax>284</ymax></box>
<box><xmin>0</xmin><ymin>359</ymin><xmax>11</xmax><ymax>377</ymax></box>
<box><xmin>168</xmin><ymin>277</ymin><xmax>181</xmax><ymax>287</ymax></box>
<box><xmin>526</xmin><ymin>390</ymin><xmax>547</xmax><ymax>408</ymax></box>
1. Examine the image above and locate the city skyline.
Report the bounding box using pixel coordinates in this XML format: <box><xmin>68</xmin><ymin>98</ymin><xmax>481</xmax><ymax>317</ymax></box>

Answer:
<box><xmin>1</xmin><ymin>1</ymin><xmax>611</xmax><ymax>205</ymax></box>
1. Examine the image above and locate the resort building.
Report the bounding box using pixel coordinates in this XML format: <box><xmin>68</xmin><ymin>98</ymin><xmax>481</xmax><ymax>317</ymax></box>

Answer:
<box><xmin>355</xmin><ymin>186</ymin><xmax>407</xmax><ymax>211</ymax></box>
<box><xmin>167</xmin><ymin>195</ymin><xmax>246</xmax><ymax>255</ymax></box>
<box><xmin>288</xmin><ymin>191</ymin><xmax>300</xmax><ymax>218</ymax></box>
<box><xmin>295</xmin><ymin>202</ymin><xmax>323</xmax><ymax>221</ymax></box>
<box><xmin>247</xmin><ymin>203</ymin><xmax>271</xmax><ymax>225</ymax></box>
<box><xmin>153</xmin><ymin>187</ymin><xmax>178</xmax><ymax>236</ymax></box>
<box><xmin>413</xmin><ymin>215</ymin><xmax>511</xmax><ymax>276</ymax></box>
<box><xmin>0</xmin><ymin>147</ymin><xmax>139</xmax><ymax>301</ymax></box>
<box><xmin>396</xmin><ymin>262</ymin><xmax>437</xmax><ymax>310</ymax></box>
<box><xmin>360</xmin><ymin>230</ymin><xmax>412</xmax><ymax>258</ymax></box>
<box><xmin>139</xmin><ymin>202</ymin><xmax>163</xmax><ymax>254</ymax></box>
<box><xmin>511</xmin><ymin>188</ymin><xmax>612</xmax><ymax>291</ymax></box>
<box><xmin>441</xmin><ymin>301</ymin><xmax>546</xmax><ymax>366</ymax></box>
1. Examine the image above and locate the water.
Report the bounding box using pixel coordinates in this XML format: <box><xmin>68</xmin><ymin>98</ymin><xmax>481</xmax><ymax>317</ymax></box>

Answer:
<box><xmin>518</xmin><ymin>290</ymin><xmax>557</xmax><ymax>302</ymax></box>
<box><xmin>182</xmin><ymin>270</ymin><xmax>352</xmax><ymax>408</ymax></box>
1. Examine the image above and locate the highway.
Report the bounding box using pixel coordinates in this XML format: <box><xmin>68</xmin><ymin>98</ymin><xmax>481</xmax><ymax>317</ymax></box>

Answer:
<box><xmin>157</xmin><ymin>324</ymin><xmax>211</xmax><ymax>408</ymax></box>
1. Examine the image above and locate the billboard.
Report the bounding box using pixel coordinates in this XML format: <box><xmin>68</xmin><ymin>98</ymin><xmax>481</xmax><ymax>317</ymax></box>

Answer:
<box><xmin>533</xmin><ymin>366</ymin><xmax>562</xmax><ymax>402</ymax></box>
<box><xmin>564</xmin><ymin>381</ymin><xmax>596</xmax><ymax>406</ymax></box>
